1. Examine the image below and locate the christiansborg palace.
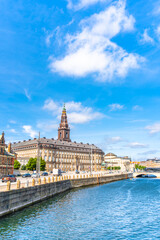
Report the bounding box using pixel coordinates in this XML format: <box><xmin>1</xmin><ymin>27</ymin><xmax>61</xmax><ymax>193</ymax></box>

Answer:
<box><xmin>12</xmin><ymin>105</ymin><xmax>104</xmax><ymax>172</ymax></box>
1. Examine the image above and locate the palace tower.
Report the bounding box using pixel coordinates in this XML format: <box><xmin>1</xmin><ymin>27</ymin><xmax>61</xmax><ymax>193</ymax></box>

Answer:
<box><xmin>58</xmin><ymin>104</ymin><xmax>71</xmax><ymax>142</ymax></box>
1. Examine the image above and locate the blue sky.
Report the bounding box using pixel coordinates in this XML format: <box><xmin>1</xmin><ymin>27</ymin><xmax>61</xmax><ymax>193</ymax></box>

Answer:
<box><xmin>1</xmin><ymin>0</ymin><xmax>160</xmax><ymax>161</ymax></box>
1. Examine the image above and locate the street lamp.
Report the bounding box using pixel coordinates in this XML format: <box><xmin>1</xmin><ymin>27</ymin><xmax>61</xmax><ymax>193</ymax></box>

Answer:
<box><xmin>36</xmin><ymin>132</ymin><xmax>40</xmax><ymax>176</ymax></box>
<box><xmin>90</xmin><ymin>145</ymin><xmax>92</xmax><ymax>175</ymax></box>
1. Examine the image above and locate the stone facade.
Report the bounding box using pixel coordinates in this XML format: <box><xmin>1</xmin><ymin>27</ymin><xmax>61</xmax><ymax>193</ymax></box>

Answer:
<box><xmin>0</xmin><ymin>132</ymin><xmax>15</xmax><ymax>176</ymax></box>
<box><xmin>104</xmin><ymin>153</ymin><xmax>132</xmax><ymax>172</ymax></box>
<box><xmin>12</xmin><ymin>106</ymin><xmax>104</xmax><ymax>172</ymax></box>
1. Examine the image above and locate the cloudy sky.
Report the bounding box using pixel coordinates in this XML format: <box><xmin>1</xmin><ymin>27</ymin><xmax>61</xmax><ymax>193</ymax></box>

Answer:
<box><xmin>1</xmin><ymin>0</ymin><xmax>160</xmax><ymax>161</ymax></box>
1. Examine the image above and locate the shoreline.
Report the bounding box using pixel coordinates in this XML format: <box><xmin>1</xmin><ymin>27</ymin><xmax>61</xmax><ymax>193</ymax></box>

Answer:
<box><xmin>0</xmin><ymin>173</ymin><xmax>132</xmax><ymax>218</ymax></box>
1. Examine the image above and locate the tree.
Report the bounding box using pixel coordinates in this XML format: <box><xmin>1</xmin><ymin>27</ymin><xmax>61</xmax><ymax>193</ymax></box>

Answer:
<box><xmin>40</xmin><ymin>158</ymin><xmax>46</xmax><ymax>171</ymax></box>
<box><xmin>26</xmin><ymin>158</ymin><xmax>36</xmax><ymax>171</ymax></box>
<box><xmin>21</xmin><ymin>165</ymin><xmax>26</xmax><ymax>170</ymax></box>
<box><xmin>26</xmin><ymin>157</ymin><xmax>46</xmax><ymax>171</ymax></box>
<box><xmin>135</xmin><ymin>164</ymin><xmax>146</xmax><ymax>170</ymax></box>
<box><xmin>14</xmin><ymin>160</ymin><xmax>21</xmax><ymax>169</ymax></box>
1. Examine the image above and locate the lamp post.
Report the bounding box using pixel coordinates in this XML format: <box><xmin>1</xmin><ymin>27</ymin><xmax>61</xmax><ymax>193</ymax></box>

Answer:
<box><xmin>36</xmin><ymin>132</ymin><xmax>40</xmax><ymax>176</ymax></box>
<box><xmin>90</xmin><ymin>145</ymin><xmax>92</xmax><ymax>175</ymax></box>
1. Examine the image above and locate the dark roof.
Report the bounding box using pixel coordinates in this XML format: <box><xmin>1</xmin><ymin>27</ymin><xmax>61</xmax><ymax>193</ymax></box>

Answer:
<box><xmin>12</xmin><ymin>138</ymin><xmax>104</xmax><ymax>153</ymax></box>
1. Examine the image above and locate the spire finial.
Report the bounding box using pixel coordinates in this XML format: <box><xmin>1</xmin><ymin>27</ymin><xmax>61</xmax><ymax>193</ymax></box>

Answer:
<box><xmin>63</xmin><ymin>103</ymin><xmax>66</xmax><ymax>111</ymax></box>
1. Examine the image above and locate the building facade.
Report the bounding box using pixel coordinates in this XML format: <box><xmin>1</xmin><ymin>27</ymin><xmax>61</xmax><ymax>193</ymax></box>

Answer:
<box><xmin>140</xmin><ymin>158</ymin><xmax>160</xmax><ymax>168</ymax></box>
<box><xmin>0</xmin><ymin>132</ymin><xmax>15</xmax><ymax>177</ymax></box>
<box><xmin>104</xmin><ymin>153</ymin><xmax>132</xmax><ymax>172</ymax></box>
<box><xmin>12</xmin><ymin>105</ymin><xmax>104</xmax><ymax>172</ymax></box>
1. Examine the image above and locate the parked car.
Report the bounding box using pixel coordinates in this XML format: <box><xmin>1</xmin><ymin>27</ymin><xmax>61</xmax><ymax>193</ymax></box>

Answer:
<box><xmin>31</xmin><ymin>173</ymin><xmax>40</xmax><ymax>178</ymax></box>
<box><xmin>15</xmin><ymin>173</ymin><xmax>21</xmax><ymax>177</ymax></box>
<box><xmin>22</xmin><ymin>173</ymin><xmax>31</xmax><ymax>178</ymax></box>
<box><xmin>75</xmin><ymin>170</ymin><xmax>80</xmax><ymax>174</ymax></box>
<box><xmin>2</xmin><ymin>175</ymin><xmax>17</xmax><ymax>182</ymax></box>
<box><xmin>41</xmin><ymin>172</ymin><xmax>48</xmax><ymax>176</ymax></box>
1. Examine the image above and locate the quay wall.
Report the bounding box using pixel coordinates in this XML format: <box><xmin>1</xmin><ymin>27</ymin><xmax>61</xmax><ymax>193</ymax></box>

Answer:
<box><xmin>0</xmin><ymin>173</ymin><xmax>132</xmax><ymax>218</ymax></box>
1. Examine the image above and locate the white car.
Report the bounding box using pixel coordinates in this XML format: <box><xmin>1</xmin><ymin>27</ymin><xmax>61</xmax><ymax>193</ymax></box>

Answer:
<box><xmin>31</xmin><ymin>173</ymin><xmax>40</xmax><ymax>178</ymax></box>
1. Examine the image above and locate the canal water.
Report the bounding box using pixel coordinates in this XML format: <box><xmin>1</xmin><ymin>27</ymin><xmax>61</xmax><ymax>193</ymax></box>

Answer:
<box><xmin>0</xmin><ymin>179</ymin><xmax>160</xmax><ymax>240</ymax></box>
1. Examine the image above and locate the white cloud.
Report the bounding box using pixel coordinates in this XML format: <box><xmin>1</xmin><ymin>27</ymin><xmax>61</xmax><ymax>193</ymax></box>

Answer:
<box><xmin>37</xmin><ymin>121</ymin><xmax>58</xmax><ymax>132</ymax></box>
<box><xmin>43</xmin><ymin>99</ymin><xmax>59</xmax><ymax>112</ymax></box>
<box><xmin>140</xmin><ymin>29</ymin><xmax>154</xmax><ymax>44</ymax></box>
<box><xmin>10</xmin><ymin>129</ymin><xmax>16</xmax><ymax>133</ymax></box>
<box><xmin>108</xmin><ymin>103</ymin><xmax>124</xmax><ymax>111</ymax></box>
<box><xmin>156</xmin><ymin>25</ymin><xmax>160</xmax><ymax>39</ymax></box>
<box><xmin>146</xmin><ymin>122</ymin><xmax>160</xmax><ymax>134</ymax></box>
<box><xmin>139</xmin><ymin>150</ymin><xmax>159</xmax><ymax>156</ymax></box>
<box><xmin>46</xmin><ymin>32</ymin><xmax>54</xmax><ymax>47</ymax></box>
<box><xmin>23</xmin><ymin>125</ymin><xmax>38</xmax><ymax>138</ymax></box>
<box><xmin>50</xmin><ymin>1</ymin><xmax>143</xmax><ymax>81</ymax></box>
<box><xmin>9</xmin><ymin>120</ymin><xmax>16</xmax><ymax>124</ymax></box>
<box><xmin>132</xmin><ymin>105</ymin><xmax>143</xmax><ymax>111</ymax></box>
<box><xmin>24</xmin><ymin>89</ymin><xmax>31</xmax><ymax>101</ymax></box>
<box><xmin>127</xmin><ymin>142</ymin><xmax>148</xmax><ymax>148</ymax></box>
<box><xmin>153</xmin><ymin>2</ymin><xmax>160</xmax><ymax>15</ymax></box>
<box><xmin>43</xmin><ymin>99</ymin><xmax>104</xmax><ymax>124</ymax></box>
<box><xmin>67</xmin><ymin>0</ymin><xmax>107</xmax><ymax>10</ymax></box>
<box><xmin>106</xmin><ymin>136</ymin><xmax>124</xmax><ymax>144</ymax></box>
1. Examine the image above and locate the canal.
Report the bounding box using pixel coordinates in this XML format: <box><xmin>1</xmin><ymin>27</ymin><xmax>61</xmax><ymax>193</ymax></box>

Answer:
<box><xmin>0</xmin><ymin>178</ymin><xmax>160</xmax><ymax>239</ymax></box>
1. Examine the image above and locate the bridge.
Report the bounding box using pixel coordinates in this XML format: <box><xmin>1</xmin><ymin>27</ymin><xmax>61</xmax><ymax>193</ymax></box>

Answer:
<box><xmin>133</xmin><ymin>172</ymin><xmax>160</xmax><ymax>178</ymax></box>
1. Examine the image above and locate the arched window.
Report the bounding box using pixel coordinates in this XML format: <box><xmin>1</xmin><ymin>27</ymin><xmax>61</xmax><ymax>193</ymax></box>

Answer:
<box><xmin>60</xmin><ymin>132</ymin><xmax>62</xmax><ymax>138</ymax></box>
<box><xmin>66</xmin><ymin>132</ymin><xmax>68</xmax><ymax>138</ymax></box>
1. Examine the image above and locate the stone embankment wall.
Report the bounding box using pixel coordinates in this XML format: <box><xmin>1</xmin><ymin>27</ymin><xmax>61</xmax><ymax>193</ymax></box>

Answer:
<box><xmin>0</xmin><ymin>173</ymin><xmax>132</xmax><ymax>218</ymax></box>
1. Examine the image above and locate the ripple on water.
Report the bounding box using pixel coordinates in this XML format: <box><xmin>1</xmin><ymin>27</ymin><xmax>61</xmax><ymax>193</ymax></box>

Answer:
<box><xmin>0</xmin><ymin>179</ymin><xmax>160</xmax><ymax>240</ymax></box>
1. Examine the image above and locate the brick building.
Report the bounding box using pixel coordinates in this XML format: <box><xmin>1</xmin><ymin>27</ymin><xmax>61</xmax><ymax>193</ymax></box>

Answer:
<box><xmin>12</xmin><ymin>105</ymin><xmax>104</xmax><ymax>172</ymax></box>
<box><xmin>0</xmin><ymin>132</ymin><xmax>15</xmax><ymax>177</ymax></box>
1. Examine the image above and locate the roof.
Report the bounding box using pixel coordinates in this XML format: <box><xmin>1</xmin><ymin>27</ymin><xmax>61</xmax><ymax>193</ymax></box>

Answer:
<box><xmin>105</xmin><ymin>153</ymin><xmax>117</xmax><ymax>157</ymax></box>
<box><xmin>11</xmin><ymin>138</ymin><xmax>104</xmax><ymax>153</ymax></box>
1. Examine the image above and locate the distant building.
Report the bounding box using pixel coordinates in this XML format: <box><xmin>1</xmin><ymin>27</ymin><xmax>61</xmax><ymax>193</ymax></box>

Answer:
<box><xmin>104</xmin><ymin>153</ymin><xmax>132</xmax><ymax>172</ymax></box>
<box><xmin>12</xmin><ymin>105</ymin><xmax>104</xmax><ymax>172</ymax></box>
<box><xmin>0</xmin><ymin>132</ymin><xmax>15</xmax><ymax>177</ymax></box>
<box><xmin>140</xmin><ymin>158</ymin><xmax>160</xmax><ymax>168</ymax></box>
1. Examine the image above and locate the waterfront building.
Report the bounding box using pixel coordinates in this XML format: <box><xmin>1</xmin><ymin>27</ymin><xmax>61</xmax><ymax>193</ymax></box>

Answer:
<box><xmin>0</xmin><ymin>132</ymin><xmax>15</xmax><ymax>177</ymax></box>
<box><xmin>12</xmin><ymin>105</ymin><xmax>104</xmax><ymax>172</ymax></box>
<box><xmin>140</xmin><ymin>158</ymin><xmax>160</xmax><ymax>168</ymax></box>
<box><xmin>104</xmin><ymin>153</ymin><xmax>132</xmax><ymax>172</ymax></box>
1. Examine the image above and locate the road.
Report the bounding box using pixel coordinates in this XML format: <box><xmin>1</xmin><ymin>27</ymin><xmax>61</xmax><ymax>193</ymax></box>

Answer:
<box><xmin>0</xmin><ymin>170</ymin><xmax>125</xmax><ymax>192</ymax></box>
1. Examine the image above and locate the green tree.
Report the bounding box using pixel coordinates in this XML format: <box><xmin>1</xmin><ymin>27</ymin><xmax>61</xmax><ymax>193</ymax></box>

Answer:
<box><xmin>135</xmin><ymin>164</ymin><xmax>139</xmax><ymax>169</ymax></box>
<box><xmin>14</xmin><ymin>160</ymin><xmax>21</xmax><ymax>169</ymax></box>
<box><xmin>26</xmin><ymin>158</ymin><xmax>37</xmax><ymax>171</ymax></box>
<box><xmin>21</xmin><ymin>165</ymin><xmax>26</xmax><ymax>170</ymax></box>
<box><xmin>26</xmin><ymin>157</ymin><xmax>46</xmax><ymax>171</ymax></box>
<box><xmin>40</xmin><ymin>158</ymin><xmax>46</xmax><ymax>171</ymax></box>
<box><xmin>135</xmin><ymin>164</ymin><xmax>146</xmax><ymax>170</ymax></box>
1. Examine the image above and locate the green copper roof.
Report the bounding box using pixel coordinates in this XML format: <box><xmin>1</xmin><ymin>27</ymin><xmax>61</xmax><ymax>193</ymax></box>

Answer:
<box><xmin>63</xmin><ymin>103</ymin><xmax>66</xmax><ymax>111</ymax></box>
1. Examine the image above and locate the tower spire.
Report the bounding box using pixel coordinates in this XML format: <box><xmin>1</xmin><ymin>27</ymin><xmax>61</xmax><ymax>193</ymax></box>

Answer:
<box><xmin>58</xmin><ymin>105</ymin><xmax>71</xmax><ymax>142</ymax></box>
<box><xmin>63</xmin><ymin>103</ymin><xmax>66</xmax><ymax>111</ymax></box>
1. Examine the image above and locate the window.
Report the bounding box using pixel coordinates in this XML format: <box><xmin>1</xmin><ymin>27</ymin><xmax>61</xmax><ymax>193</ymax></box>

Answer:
<box><xmin>44</xmin><ymin>155</ymin><xmax>47</xmax><ymax>161</ymax></box>
<box><xmin>49</xmin><ymin>156</ymin><xmax>51</xmax><ymax>162</ymax></box>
